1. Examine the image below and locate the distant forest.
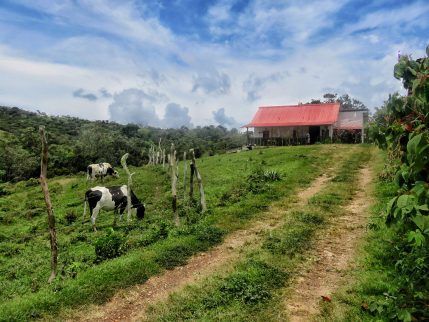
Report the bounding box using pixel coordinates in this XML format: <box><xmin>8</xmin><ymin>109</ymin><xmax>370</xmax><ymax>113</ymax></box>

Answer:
<box><xmin>0</xmin><ymin>106</ymin><xmax>245</xmax><ymax>182</ymax></box>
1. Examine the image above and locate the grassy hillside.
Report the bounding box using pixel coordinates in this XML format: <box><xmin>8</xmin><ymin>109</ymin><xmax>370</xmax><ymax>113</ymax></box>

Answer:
<box><xmin>0</xmin><ymin>144</ymin><xmax>349</xmax><ymax>320</ymax></box>
<box><xmin>0</xmin><ymin>106</ymin><xmax>245</xmax><ymax>182</ymax></box>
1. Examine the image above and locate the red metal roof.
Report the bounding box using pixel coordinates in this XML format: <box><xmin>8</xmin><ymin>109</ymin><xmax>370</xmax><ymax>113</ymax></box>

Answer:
<box><xmin>244</xmin><ymin>103</ymin><xmax>340</xmax><ymax>127</ymax></box>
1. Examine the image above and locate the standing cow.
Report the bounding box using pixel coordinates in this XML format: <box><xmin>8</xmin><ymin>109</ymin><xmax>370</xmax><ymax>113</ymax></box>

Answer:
<box><xmin>86</xmin><ymin>163</ymin><xmax>119</xmax><ymax>181</ymax></box>
<box><xmin>83</xmin><ymin>185</ymin><xmax>145</xmax><ymax>231</ymax></box>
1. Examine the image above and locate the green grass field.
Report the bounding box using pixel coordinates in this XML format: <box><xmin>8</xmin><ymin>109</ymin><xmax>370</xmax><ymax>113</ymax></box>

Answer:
<box><xmin>0</xmin><ymin>144</ymin><xmax>359</xmax><ymax>320</ymax></box>
<box><xmin>144</xmin><ymin>145</ymin><xmax>372</xmax><ymax>321</ymax></box>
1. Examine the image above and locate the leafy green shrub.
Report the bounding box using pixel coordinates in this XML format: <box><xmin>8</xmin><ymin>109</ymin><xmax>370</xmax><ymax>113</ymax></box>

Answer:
<box><xmin>24</xmin><ymin>208</ymin><xmax>44</xmax><ymax>219</ymax></box>
<box><xmin>0</xmin><ymin>233</ymin><xmax>8</xmax><ymax>242</ymax></box>
<box><xmin>70</xmin><ymin>232</ymin><xmax>87</xmax><ymax>244</ymax></box>
<box><xmin>62</xmin><ymin>261</ymin><xmax>86</xmax><ymax>279</ymax></box>
<box><xmin>263</xmin><ymin>225</ymin><xmax>313</xmax><ymax>256</ymax></box>
<box><xmin>194</xmin><ymin>224</ymin><xmax>224</xmax><ymax>248</ymax></box>
<box><xmin>138</xmin><ymin>221</ymin><xmax>170</xmax><ymax>247</ymax></box>
<box><xmin>94</xmin><ymin>229</ymin><xmax>127</xmax><ymax>262</ymax></box>
<box><xmin>246</xmin><ymin>167</ymin><xmax>267</xmax><ymax>193</ymax></box>
<box><xmin>218</xmin><ymin>260</ymin><xmax>287</xmax><ymax>305</ymax></box>
<box><xmin>0</xmin><ymin>243</ymin><xmax>23</xmax><ymax>257</ymax></box>
<box><xmin>294</xmin><ymin>210</ymin><xmax>325</xmax><ymax>225</ymax></box>
<box><xmin>263</xmin><ymin>170</ymin><xmax>281</xmax><ymax>181</ymax></box>
<box><xmin>218</xmin><ymin>184</ymin><xmax>246</xmax><ymax>205</ymax></box>
<box><xmin>25</xmin><ymin>178</ymin><xmax>39</xmax><ymax>187</ymax></box>
<box><xmin>309</xmin><ymin>192</ymin><xmax>342</xmax><ymax>209</ymax></box>
<box><xmin>0</xmin><ymin>185</ymin><xmax>11</xmax><ymax>196</ymax></box>
<box><xmin>368</xmin><ymin>45</ymin><xmax>429</xmax><ymax>320</ymax></box>
<box><xmin>64</xmin><ymin>210</ymin><xmax>77</xmax><ymax>225</ymax></box>
<box><xmin>155</xmin><ymin>243</ymin><xmax>193</xmax><ymax>269</ymax></box>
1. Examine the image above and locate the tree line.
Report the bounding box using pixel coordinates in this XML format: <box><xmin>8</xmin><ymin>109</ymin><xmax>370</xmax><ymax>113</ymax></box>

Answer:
<box><xmin>0</xmin><ymin>106</ymin><xmax>245</xmax><ymax>182</ymax></box>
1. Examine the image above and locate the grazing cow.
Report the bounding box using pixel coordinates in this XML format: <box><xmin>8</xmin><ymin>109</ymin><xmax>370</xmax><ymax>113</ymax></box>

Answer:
<box><xmin>83</xmin><ymin>185</ymin><xmax>145</xmax><ymax>231</ymax></box>
<box><xmin>86</xmin><ymin>163</ymin><xmax>119</xmax><ymax>181</ymax></box>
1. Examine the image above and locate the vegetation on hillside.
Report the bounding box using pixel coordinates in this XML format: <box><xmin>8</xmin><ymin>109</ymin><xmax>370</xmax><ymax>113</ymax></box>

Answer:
<box><xmin>0</xmin><ymin>106</ymin><xmax>245</xmax><ymax>182</ymax></box>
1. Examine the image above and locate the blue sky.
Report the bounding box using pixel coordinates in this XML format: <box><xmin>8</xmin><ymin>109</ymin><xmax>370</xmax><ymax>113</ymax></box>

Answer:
<box><xmin>0</xmin><ymin>0</ymin><xmax>428</xmax><ymax>127</ymax></box>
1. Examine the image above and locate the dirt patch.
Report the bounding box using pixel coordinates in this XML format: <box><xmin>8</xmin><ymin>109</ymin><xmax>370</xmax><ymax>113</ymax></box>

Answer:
<box><xmin>284</xmin><ymin>164</ymin><xmax>374</xmax><ymax>321</ymax></box>
<box><xmin>67</xmin><ymin>172</ymin><xmax>333</xmax><ymax>322</ymax></box>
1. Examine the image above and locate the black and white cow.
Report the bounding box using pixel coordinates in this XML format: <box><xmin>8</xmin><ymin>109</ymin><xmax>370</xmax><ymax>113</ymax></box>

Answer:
<box><xmin>83</xmin><ymin>185</ymin><xmax>145</xmax><ymax>231</ymax></box>
<box><xmin>86</xmin><ymin>163</ymin><xmax>119</xmax><ymax>181</ymax></box>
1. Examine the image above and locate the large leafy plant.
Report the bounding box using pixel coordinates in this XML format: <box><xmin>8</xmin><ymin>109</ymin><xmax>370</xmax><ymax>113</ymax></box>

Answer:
<box><xmin>370</xmin><ymin>45</ymin><xmax>429</xmax><ymax>320</ymax></box>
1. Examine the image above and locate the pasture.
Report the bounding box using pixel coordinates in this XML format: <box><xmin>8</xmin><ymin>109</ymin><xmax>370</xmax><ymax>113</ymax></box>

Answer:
<box><xmin>0</xmin><ymin>144</ymin><xmax>352</xmax><ymax>320</ymax></box>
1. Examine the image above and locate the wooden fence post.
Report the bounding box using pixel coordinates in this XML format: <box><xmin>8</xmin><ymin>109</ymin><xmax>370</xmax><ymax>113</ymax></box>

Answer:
<box><xmin>190</xmin><ymin>149</ymin><xmax>207</xmax><ymax>212</ymax></box>
<box><xmin>170</xmin><ymin>144</ymin><xmax>179</xmax><ymax>226</ymax></box>
<box><xmin>162</xmin><ymin>149</ymin><xmax>166</xmax><ymax>168</ymax></box>
<box><xmin>121</xmin><ymin>153</ymin><xmax>134</xmax><ymax>222</ymax></box>
<box><xmin>183</xmin><ymin>151</ymin><xmax>187</xmax><ymax>200</ymax></box>
<box><xmin>189</xmin><ymin>150</ymin><xmax>195</xmax><ymax>200</ymax></box>
<box><xmin>39</xmin><ymin>126</ymin><xmax>58</xmax><ymax>283</ymax></box>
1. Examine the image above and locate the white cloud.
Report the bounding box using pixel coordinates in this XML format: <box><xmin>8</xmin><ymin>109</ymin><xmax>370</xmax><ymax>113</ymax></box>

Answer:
<box><xmin>192</xmin><ymin>70</ymin><xmax>231</xmax><ymax>95</ymax></box>
<box><xmin>0</xmin><ymin>0</ymin><xmax>427</xmax><ymax>129</ymax></box>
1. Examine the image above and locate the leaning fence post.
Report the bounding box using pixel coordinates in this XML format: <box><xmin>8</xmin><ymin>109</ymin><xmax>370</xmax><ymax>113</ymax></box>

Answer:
<box><xmin>39</xmin><ymin>126</ymin><xmax>58</xmax><ymax>283</ymax></box>
<box><xmin>121</xmin><ymin>153</ymin><xmax>135</xmax><ymax>222</ymax></box>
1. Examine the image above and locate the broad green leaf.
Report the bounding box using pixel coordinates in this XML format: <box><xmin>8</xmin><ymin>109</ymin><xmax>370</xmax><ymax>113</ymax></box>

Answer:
<box><xmin>396</xmin><ymin>195</ymin><xmax>414</xmax><ymax>209</ymax></box>
<box><xmin>407</xmin><ymin>66</ymin><xmax>417</xmax><ymax>76</ymax></box>
<box><xmin>407</xmin><ymin>133</ymin><xmax>422</xmax><ymax>155</ymax></box>
<box><xmin>407</xmin><ymin>230</ymin><xmax>425</xmax><ymax>247</ymax></box>
<box><xmin>412</xmin><ymin>215</ymin><xmax>429</xmax><ymax>233</ymax></box>
<box><xmin>398</xmin><ymin>309</ymin><xmax>412</xmax><ymax>322</ymax></box>
<box><xmin>386</xmin><ymin>196</ymin><xmax>397</xmax><ymax>215</ymax></box>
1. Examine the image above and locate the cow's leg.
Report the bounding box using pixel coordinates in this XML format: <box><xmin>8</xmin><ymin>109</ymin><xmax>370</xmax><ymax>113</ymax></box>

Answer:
<box><xmin>113</xmin><ymin>208</ymin><xmax>118</xmax><ymax>226</ymax></box>
<box><xmin>91</xmin><ymin>205</ymin><xmax>101</xmax><ymax>232</ymax></box>
<box><xmin>119</xmin><ymin>200</ymin><xmax>127</xmax><ymax>222</ymax></box>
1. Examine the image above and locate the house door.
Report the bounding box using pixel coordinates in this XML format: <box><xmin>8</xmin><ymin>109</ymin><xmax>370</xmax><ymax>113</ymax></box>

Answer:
<box><xmin>262</xmin><ymin>130</ymin><xmax>269</xmax><ymax>139</ymax></box>
<box><xmin>309</xmin><ymin>126</ymin><xmax>320</xmax><ymax>144</ymax></box>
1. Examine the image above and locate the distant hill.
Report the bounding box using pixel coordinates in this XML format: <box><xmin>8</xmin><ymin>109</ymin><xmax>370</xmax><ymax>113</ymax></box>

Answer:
<box><xmin>0</xmin><ymin>106</ymin><xmax>245</xmax><ymax>182</ymax></box>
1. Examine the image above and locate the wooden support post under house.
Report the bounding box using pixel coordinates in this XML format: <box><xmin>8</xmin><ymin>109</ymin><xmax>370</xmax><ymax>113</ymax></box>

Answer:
<box><xmin>121</xmin><ymin>153</ymin><xmax>135</xmax><ymax>222</ymax></box>
<box><xmin>39</xmin><ymin>126</ymin><xmax>58</xmax><ymax>283</ymax></box>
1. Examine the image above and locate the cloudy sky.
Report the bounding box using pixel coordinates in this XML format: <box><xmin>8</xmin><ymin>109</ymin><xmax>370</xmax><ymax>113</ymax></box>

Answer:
<box><xmin>0</xmin><ymin>1</ymin><xmax>428</xmax><ymax>128</ymax></box>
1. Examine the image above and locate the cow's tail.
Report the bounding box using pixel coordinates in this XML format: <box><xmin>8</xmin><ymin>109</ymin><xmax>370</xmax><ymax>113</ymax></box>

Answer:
<box><xmin>82</xmin><ymin>193</ymin><xmax>88</xmax><ymax>224</ymax></box>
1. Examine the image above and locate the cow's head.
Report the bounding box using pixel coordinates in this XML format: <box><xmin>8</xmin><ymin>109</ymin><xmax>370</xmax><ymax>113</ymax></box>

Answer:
<box><xmin>107</xmin><ymin>166</ymin><xmax>119</xmax><ymax>178</ymax></box>
<box><xmin>136</xmin><ymin>203</ymin><xmax>145</xmax><ymax>219</ymax></box>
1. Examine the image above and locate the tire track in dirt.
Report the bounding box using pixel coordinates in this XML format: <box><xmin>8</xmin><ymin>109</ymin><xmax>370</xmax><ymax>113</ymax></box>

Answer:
<box><xmin>68</xmin><ymin>171</ymin><xmax>334</xmax><ymax>322</ymax></box>
<box><xmin>284</xmin><ymin>160</ymin><xmax>374</xmax><ymax>321</ymax></box>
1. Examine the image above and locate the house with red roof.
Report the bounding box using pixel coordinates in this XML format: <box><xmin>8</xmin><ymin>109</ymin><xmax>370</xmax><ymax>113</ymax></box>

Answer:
<box><xmin>243</xmin><ymin>103</ymin><xmax>368</xmax><ymax>145</ymax></box>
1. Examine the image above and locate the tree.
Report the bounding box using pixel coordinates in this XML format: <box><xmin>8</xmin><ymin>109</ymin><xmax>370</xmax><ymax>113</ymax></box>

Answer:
<box><xmin>307</xmin><ymin>93</ymin><xmax>368</xmax><ymax>111</ymax></box>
